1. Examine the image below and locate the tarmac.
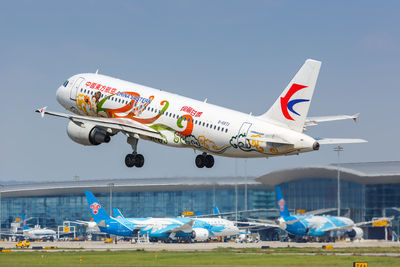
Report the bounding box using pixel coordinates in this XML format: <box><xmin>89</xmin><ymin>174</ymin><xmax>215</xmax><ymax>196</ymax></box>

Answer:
<box><xmin>1</xmin><ymin>239</ymin><xmax>399</xmax><ymax>251</ymax></box>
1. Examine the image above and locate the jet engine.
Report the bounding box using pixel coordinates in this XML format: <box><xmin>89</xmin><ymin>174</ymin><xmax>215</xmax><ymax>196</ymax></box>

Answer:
<box><xmin>191</xmin><ymin>228</ymin><xmax>209</xmax><ymax>241</ymax></box>
<box><xmin>348</xmin><ymin>227</ymin><xmax>363</xmax><ymax>240</ymax></box>
<box><xmin>67</xmin><ymin>121</ymin><xmax>110</xmax><ymax>146</ymax></box>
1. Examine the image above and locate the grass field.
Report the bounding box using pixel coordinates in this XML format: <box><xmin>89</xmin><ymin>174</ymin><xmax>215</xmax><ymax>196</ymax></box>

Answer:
<box><xmin>1</xmin><ymin>247</ymin><xmax>400</xmax><ymax>267</ymax></box>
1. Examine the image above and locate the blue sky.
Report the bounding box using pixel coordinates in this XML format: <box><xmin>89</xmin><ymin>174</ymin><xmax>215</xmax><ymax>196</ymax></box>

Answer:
<box><xmin>1</xmin><ymin>1</ymin><xmax>399</xmax><ymax>182</ymax></box>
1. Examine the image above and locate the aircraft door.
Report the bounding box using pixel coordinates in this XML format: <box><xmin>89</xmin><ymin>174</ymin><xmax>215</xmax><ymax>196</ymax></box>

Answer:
<box><xmin>70</xmin><ymin>77</ymin><xmax>84</xmax><ymax>101</ymax></box>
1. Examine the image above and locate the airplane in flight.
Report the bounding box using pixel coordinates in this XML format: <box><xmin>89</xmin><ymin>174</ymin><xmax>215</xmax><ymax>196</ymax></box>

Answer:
<box><xmin>37</xmin><ymin>59</ymin><xmax>366</xmax><ymax>168</ymax></box>
<box><xmin>242</xmin><ymin>186</ymin><xmax>383</xmax><ymax>241</ymax></box>
<box><xmin>85</xmin><ymin>191</ymin><xmax>239</xmax><ymax>242</ymax></box>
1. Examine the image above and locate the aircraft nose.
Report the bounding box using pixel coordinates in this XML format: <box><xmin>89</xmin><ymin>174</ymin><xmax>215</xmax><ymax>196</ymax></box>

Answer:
<box><xmin>56</xmin><ymin>85</ymin><xmax>69</xmax><ymax>107</ymax></box>
<box><xmin>56</xmin><ymin>86</ymin><xmax>63</xmax><ymax>104</ymax></box>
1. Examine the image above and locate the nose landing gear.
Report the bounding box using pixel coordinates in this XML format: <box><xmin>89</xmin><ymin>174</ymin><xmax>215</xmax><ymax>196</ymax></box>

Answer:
<box><xmin>195</xmin><ymin>152</ymin><xmax>214</xmax><ymax>168</ymax></box>
<box><xmin>125</xmin><ymin>135</ymin><xmax>145</xmax><ymax>168</ymax></box>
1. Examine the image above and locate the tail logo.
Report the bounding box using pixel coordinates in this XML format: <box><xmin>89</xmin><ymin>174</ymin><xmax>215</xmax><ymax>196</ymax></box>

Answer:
<box><xmin>278</xmin><ymin>199</ymin><xmax>286</xmax><ymax>212</ymax></box>
<box><xmin>280</xmin><ymin>83</ymin><xmax>309</xmax><ymax>121</ymax></box>
<box><xmin>90</xmin><ymin>203</ymin><xmax>101</xmax><ymax>214</ymax></box>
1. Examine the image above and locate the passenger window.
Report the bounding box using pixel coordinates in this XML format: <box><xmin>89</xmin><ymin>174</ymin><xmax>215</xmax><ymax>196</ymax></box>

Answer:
<box><xmin>221</xmin><ymin>127</ymin><xmax>224</xmax><ymax>132</ymax></box>
<box><xmin>213</xmin><ymin>125</ymin><xmax>216</xmax><ymax>130</ymax></box>
<box><xmin>225</xmin><ymin>129</ymin><xmax>228</xmax><ymax>133</ymax></box>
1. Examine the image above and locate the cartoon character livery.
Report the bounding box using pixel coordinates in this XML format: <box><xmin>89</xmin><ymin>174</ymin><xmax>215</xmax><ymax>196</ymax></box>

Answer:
<box><xmin>37</xmin><ymin>59</ymin><xmax>366</xmax><ymax>168</ymax></box>
<box><xmin>85</xmin><ymin>191</ymin><xmax>238</xmax><ymax>242</ymax></box>
<box><xmin>274</xmin><ymin>186</ymin><xmax>370</xmax><ymax>241</ymax></box>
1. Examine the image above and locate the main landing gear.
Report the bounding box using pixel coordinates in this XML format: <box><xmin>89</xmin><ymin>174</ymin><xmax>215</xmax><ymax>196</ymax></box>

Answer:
<box><xmin>195</xmin><ymin>152</ymin><xmax>214</xmax><ymax>168</ymax></box>
<box><xmin>125</xmin><ymin>136</ymin><xmax>144</xmax><ymax>168</ymax></box>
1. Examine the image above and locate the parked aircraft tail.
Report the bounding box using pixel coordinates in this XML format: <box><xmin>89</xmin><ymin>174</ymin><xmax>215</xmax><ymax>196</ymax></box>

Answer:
<box><xmin>275</xmin><ymin>186</ymin><xmax>290</xmax><ymax>218</ymax></box>
<box><xmin>22</xmin><ymin>214</ymin><xmax>29</xmax><ymax>231</ymax></box>
<box><xmin>213</xmin><ymin>206</ymin><xmax>220</xmax><ymax>215</ymax></box>
<box><xmin>259</xmin><ymin>59</ymin><xmax>321</xmax><ymax>132</ymax></box>
<box><xmin>84</xmin><ymin>191</ymin><xmax>110</xmax><ymax>223</ymax></box>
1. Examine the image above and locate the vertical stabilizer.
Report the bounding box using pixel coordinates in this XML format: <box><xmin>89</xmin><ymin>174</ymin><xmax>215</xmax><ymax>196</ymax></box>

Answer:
<box><xmin>258</xmin><ymin>59</ymin><xmax>321</xmax><ymax>132</ymax></box>
<box><xmin>22</xmin><ymin>214</ymin><xmax>29</xmax><ymax>231</ymax></box>
<box><xmin>213</xmin><ymin>206</ymin><xmax>220</xmax><ymax>215</ymax></box>
<box><xmin>276</xmin><ymin>186</ymin><xmax>290</xmax><ymax>218</ymax></box>
<box><xmin>84</xmin><ymin>191</ymin><xmax>110</xmax><ymax>223</ymax></box>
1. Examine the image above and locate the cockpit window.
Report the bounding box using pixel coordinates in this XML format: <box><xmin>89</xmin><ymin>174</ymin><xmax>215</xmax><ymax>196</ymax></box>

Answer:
<box><xmin>62</xmin><ymin>80</ymin><xmax>69</xmax><ymax>87</ymax></box>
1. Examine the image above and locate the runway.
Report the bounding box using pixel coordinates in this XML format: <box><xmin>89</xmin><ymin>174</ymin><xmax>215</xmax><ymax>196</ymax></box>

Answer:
<box><xmin>1</xmin><ymin>240</ymin><xmax>399</xmax><ymax>251</ymax></box>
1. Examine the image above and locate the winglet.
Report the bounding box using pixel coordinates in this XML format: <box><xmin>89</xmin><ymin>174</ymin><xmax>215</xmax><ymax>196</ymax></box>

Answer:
<box><xmin>352</xmin><ymin>113</ymin><xmax>360</xmax><ymax>123</ymax></box>
<box><xmin>36</xmin><ymin>106</ymin><xmax>47</xmax><ymax>118</ymax></box>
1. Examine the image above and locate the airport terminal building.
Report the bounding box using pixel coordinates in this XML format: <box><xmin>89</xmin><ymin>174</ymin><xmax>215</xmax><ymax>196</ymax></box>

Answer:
<box><xmin>1</xmin><ymin>161</ymin><xmax>400</xmax><ymax>238</ymax></box>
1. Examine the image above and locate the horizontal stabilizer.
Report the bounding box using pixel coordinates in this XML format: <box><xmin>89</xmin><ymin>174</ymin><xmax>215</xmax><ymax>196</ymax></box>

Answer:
<box><xmin>305</xmin><ymin>113</ymin><xmax>360</xmax><ymax>127</ymax></box>
<box><xmin>316</xmin><ymin>138</ymin><xmax>367</xmax><ymax>145</ymax></box>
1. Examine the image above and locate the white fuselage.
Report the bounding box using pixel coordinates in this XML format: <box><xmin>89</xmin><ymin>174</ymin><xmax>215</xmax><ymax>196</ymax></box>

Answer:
<box><xmin>56</xmin><ymin>73</ymin><xmax>317</xmax><ymax>158</ymax></box>
<box><xmin>23</xmin><ymin>229</ymin><xmax>56</xmax><ymax>239</ymax></box>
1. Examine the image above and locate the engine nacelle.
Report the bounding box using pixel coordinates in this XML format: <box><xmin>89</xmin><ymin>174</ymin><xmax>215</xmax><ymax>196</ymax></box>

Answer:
<box><xmin>348</xmin><ymin>227</ymin><xmax>363</xmax><ymax>239</ymax></box>
<box><xmin>191</xmin><ymin>228</ymin><xmax>209</xmax><ymax>241</ymax></box>
<box><xmin>67</xmin><ymin>121</ymin><xmax>110</xmax><ymax>146</ymax></box>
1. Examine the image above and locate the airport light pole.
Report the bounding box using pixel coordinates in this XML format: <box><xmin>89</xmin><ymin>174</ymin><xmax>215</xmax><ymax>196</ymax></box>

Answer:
<box><xmin>234</xmin><ymin>159</ymin><xmax>238</xmax><ymax>221</ymax></box>
<box><xmin>334</xmin><ymin>146</ymin><xmax>344</xmax><ymax>216</ymax></box>
<box><xmin>0</xmin><ymin>184</ymin><xmax>3</xmax><ymax>242</ymax></box>
<box><xmin>244</xmin><ymin>159</ymin><xmax>248</xmax><ymax>211</ymax></box>
<box><xmin>108</xmin><ymin>183</ymin><xmax>114</xmax><ymax>217</ymax></box>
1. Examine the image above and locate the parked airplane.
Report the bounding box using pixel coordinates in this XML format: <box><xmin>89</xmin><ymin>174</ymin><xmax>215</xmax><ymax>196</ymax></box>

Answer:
<box><xmin>85</xmin><ymin>191</ymin><xmax>239</xmax><ymax>242</ymax></box>
<box><xmin>21</xmin><ymin>215</ymin><xmax>56</xmax><ymax>240</ymax></box>
<box><xmin>243</xmin><ymin>186</ymin><xmax>378</xmax><ymax>241</ymax></box>
<box><xmin>37</xmin><ymin>59</ymin><xmax>366</xmax><ymax>168</ymax></box>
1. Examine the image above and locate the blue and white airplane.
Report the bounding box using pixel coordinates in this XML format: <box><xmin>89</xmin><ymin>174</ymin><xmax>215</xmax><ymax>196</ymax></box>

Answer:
<box><xmin>238</xmin><ymin>186</ymin><xmax>381</xmax><ymax>241</ymax></box>
<box><xmin>85</xmin><ymin>191</ymin><xmax>239</xmax><ymax>241</ymax></box>
<box><xmin>274</xmin><ymin>186</ymin><xmax>366</xmax><ymax>240</ymax></box>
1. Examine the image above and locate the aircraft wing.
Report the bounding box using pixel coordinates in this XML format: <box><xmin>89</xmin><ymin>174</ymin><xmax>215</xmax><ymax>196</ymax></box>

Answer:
<box><xmin>232</xmin><ymin>221</ymin><xmax>278</xmax><ymax>228</ymax></box>
<box><xmin>304</xmin><ymin>208</ymin><xmax>337</xmax><ymax>216</ymax></box>
<box><xmin>165</xmin><ymin>220</ymin><xmax>195</xmax><ymax>233</ymax></box>
<box><xmin>316</xmin><ymin>138</ymin><xmax>367</xmax><ymax>145</ymax></box>
<box><xmin>321</xmin><ymin>218</ymin><xmax>391</xmax><ymax>233</ymax></box>
<box><xmin>35</xmin><ymin>108</ymin><xmax>164</xmax><ymax>141</ymax></box>
<box><xmin>305</xmin><ymin>113</ymin><xmax>360</xmax><ymax>127</ymax></box>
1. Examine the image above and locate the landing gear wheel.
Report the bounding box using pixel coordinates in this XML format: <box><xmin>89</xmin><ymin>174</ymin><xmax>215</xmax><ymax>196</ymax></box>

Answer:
<box><xmin>125</xmin><ymin>154</ymin><xmax>136</xmax><ymax>168</ymax></box>
<box><xmin>205</xmin><ymin>155</ymin><xmax>214</xmax><ymax>168</ymax></box>
<box><xmin>195</xmin><ymin>155</ymin><xmax>205</xmax><ymax>168</ymax></box>
<box><xmin>135</xmin><ymin>154</ymin><xmax>144</xmax><ymax>168</ymax></box>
